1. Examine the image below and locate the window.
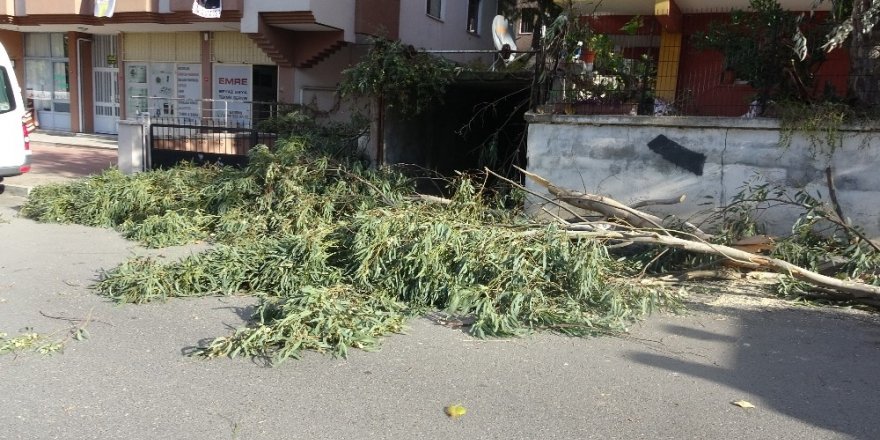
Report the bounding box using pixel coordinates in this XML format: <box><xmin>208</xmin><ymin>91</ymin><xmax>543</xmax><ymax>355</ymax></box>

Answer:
<box><xmin>426</xmin><ymin>0</ymin><xmax>442</xmax><ymax>19</ymax></box>
<box><xmin>0</xmin><ymin>68</ymin><xmax>15</xmax><ymax>113</ymax></box>
<box><xmin>24</xmin><ymin>33</ymin><xmax>70</xmax><ymax>114</ymax></box>
<box><xmin>467</xmin><ymin>0</ymin><xmax>481</xmax><ymax>34</ymax></box>
<box><xmin>51</xmin><ymin>33</ymin><xmax>68</xmax><ymax>58</ymax></box>
<box><xmin>520</xmin><ymin>8</ymin><xmax>537</xmax><ymax>34</ymax></box>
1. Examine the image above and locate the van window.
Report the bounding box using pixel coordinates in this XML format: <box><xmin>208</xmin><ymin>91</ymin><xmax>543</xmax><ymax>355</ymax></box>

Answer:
<box><xmin>0</xmin><ymin>67</ymin><xmax>16</xmax><ymax>114</ymax></box>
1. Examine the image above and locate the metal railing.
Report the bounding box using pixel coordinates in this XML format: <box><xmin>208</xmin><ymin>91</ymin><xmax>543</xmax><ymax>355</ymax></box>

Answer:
<box><xmin>131</xmin><ymin>96</ymin><xmax>302</xmax><ymax>129</ymax></box>
<box><xmin>148</xmin><ymin>121</ymin><xmax>279</xmax><ymax>169</ymax></box>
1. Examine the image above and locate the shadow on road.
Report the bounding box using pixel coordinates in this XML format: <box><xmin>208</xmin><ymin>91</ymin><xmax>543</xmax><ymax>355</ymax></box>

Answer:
<box><xmin>629</xmin><ymin>302</ymin><xmax>880</xmax><ymax>439</ymax></box>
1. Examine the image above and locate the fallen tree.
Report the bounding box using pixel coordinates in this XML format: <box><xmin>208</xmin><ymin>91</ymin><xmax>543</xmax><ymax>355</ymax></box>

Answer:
<box><xmin>20</xmin><ymin>140</ymin><xmax>672</xmax><ymax>363</ymax></box>
<box><xmin>510</xmin><ymin>167</ymin><xmax>880</xmax><ymax>303</ymax></box>
<box><xmin>563</xmin><ymin>230</ymin><xmax>880</xmax><ymax>300</ymax></box>
<box><xmin>513</xmin><ymin>165</ymin><xmax>709</xmax><ymax>239</ymax></box>
<box><xmin>17</xmin><ymin>132</ymin><xmax>879</xmax><ymax>363</ymax></box>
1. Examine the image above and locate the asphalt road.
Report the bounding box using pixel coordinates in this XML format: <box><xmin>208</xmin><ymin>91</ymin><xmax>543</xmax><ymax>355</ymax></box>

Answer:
<box><xmin>1</xmin><ymin>194</ymin><xmax>879</xmax><ymax>440</ymax></box>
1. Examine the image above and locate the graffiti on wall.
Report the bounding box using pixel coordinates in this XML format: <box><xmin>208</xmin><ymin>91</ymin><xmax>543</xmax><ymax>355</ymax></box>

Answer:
<box><xmin>647</xmin><ymin>135</ymin><xmax>706</xmax><ymax>176</ymax></box>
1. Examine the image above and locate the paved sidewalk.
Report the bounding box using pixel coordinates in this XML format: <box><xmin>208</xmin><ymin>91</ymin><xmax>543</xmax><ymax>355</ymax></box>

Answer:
<box><xmin>0</xmin><ymin>132</ymin><xmax>118</xmax><ymax>197</ymax></box>
<box><xmin>29</xmin><ymin>131</ymin><xmax>118</xmax><ymax>150</ymax></box>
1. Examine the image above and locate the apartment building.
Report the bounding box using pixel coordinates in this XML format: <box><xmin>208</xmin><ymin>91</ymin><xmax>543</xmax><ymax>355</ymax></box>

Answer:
<box><xmin>0</xmin><ymin>0</ymin><xmax>498</xmax><ymax>134</ymax></box>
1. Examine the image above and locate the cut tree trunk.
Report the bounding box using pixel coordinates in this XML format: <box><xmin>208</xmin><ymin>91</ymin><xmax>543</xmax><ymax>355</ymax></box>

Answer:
<box><xmin>512</xmin><ymin>168</ymin><xmax>880</xmax><ymax>302</ymax></box>
<box><xmin>516</xmin><ymin>166</ymin><xmax>709</xmax><ymax>239</ymax></box>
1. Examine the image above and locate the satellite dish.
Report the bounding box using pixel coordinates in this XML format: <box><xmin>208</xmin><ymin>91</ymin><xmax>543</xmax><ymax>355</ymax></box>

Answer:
<box><xmin>492</xmin><ymin>15</ymin><xmax>517</xmax><ymax>64</ymax></box>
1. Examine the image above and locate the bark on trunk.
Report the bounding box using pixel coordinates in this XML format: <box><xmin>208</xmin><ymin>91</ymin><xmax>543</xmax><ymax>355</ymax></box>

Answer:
<box><xmin>849</xmin><ymin>0</ymin><xmax>880</xmax><ymax>109</ymax></box>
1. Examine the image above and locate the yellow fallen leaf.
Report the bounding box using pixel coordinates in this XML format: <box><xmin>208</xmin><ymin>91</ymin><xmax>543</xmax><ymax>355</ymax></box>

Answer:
<box><xmin>732</xmin><ymin>400</ymin><xmax>756</xmax><ymax>409</ymax></box>
<box><xmin>445</xmin><ymin>404</ymin><xmax>467</xmax><ymax>419</ymax></box>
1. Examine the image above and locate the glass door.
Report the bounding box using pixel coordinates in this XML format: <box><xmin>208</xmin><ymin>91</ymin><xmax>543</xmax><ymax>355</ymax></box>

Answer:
<box><xmin>53</xmin><ymin>61</ymin><xmax>71</xmax><ymax>113</ymax></box>
<box><xmin>93</xmin><ymin>35</ymin><xmax>119</xmax><ymax>134</ymax></box>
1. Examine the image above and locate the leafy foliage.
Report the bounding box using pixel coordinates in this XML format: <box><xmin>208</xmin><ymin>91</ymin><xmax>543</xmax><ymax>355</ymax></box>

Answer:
<box><xmin>693</xmin><ymin>0</ymin><xmax>833</xmax><ymax>106</ymax></box>
<box><xmin>624</xmin><ymin>171</ymin><xmax>879</xmax><ymax>295</ymax></box>
<box><xmin>0</xmin><ymin>330</ymin><xmax>64</xmax><ymax>355</ymax></box>
<box><xmin>22</xmin><ymin>165</ymin><xmax>221</xmax><ymax>244</ymax></box>
<box><xmin>778</xmin><ymin>100</ymin><xmax>857</xmax><ymax>157</ymax></box>
<box><xmin>803</xmin><ymin>0</ymin><xmax>870</xmax><ymax>52</ymax></box>
<box><xmin>23</xmin><ymin>127</ymin><xmax>666</xmax><ymax>363</ymax></box>
<box><xmin>0</xmin><ymin>323</ymin><xmax>90</xmax><ymax>355</ymax></box>
<box><xmin>201</xmin><ymin>285</ymin><xmax>408</xmax><ymax>361</ymax></box>
<box><xmin>717</xmin><ymin>177</ymin><xmax>879</xmax><ymax>287</ymax></box>
<box><xmin>537</xmin><ymin>7</ymin><xmax>656</xmax><ymax>113</ymax></box>
<box><xmin>339</xmin><ymin>37</ymin><xmax>456</xmax><ymax>116</ymax></box>
<box><xmin>21</xmin><ymin>131</ymin><xmax>394</xmax><ymax>248</ymax></box>
<box><xmin>255</xmin><ymin>108</ymin><xmax>369</xmax><ymax>158</ymax></box>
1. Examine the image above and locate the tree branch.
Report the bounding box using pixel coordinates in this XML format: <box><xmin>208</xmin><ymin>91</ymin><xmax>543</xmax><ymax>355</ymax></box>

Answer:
<box><xmin>562</xmin><ymin>230</ymin><xmax>880</xmax><ymax>299</ymax></box>
<box><xmin>515</xmin><ymin>165</ymin><xmax>710</xmax><ymax>239</ymax></box>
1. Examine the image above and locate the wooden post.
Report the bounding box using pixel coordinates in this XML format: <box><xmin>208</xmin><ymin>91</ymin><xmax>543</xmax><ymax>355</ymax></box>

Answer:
<box><xmin>654</xmin><ymin>0</ymin><xmax>682</xmax><ymax>103</ymax></box>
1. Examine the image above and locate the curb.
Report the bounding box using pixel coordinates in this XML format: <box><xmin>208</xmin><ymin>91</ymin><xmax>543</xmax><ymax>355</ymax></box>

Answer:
<box><xmin>29</xmin><ymin>140</ymin><xmax>119</xmax><ymax>151</ymax></box>
<box><xmin>0</xmin><ymin>183</ymin><xmax>31</xmax><ymax>198</ymax></box>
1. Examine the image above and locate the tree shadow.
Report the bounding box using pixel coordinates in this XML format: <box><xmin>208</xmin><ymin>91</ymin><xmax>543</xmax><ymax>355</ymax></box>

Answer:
<box><xmin>629</xmin><ymin>303</ymin><xmax>880</xmax><ymax>439</ymax></box>
<box><xmin>182</xmin><ymin>303</ymin><xmax>275</xmax><ymax>368</ymax></box>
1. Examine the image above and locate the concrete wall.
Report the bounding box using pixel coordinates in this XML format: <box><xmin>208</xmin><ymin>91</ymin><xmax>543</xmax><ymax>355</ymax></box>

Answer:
<box><xmin>525</xmin><ymin>114</ymin><xmax>880</xmax><ymax>237</ymax></box>
<box><xmin>294</xmin><ymin>44</ymin><xmax>364</xmax><ymax>119</ymax></box>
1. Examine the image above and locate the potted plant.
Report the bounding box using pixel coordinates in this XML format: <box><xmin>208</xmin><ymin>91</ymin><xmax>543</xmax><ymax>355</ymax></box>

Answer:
<box><xmin>579</xmin><ymin>41</ymin><xmax>596</xmax><ymax>65</ymax></box>
<box><xmin>581</xmin><ymin>33</ymin><xmax>611</xmax><ymax>70</ymax></box>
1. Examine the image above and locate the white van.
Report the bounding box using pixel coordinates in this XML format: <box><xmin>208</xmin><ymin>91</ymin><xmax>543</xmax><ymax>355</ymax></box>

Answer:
<box><xmin>0</xmin><ymin>42</ymin><xmax>29</xmax><ymax>178</ymax></box>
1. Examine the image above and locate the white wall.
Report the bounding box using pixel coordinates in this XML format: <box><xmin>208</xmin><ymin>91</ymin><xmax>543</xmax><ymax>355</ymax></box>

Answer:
<box><xmin>293</xmin><ymin>45</ymin><xmax>366</xmax><ymax>119</ymax></box>
<box><xmin>526</xmin><ymin>114</ymin><xmax>880</xmax><ymax>237</ymax></box>
<box><xmin>398</xmin><ymin>0</ymin><xmax>498</xmax><ymax>65</ymax></box>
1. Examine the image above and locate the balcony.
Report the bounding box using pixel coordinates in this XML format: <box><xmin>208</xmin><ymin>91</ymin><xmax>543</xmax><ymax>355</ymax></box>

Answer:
<box><xmin>236</xmin><ymin>0</ymin><xmax>355</xmax><ymax>68</ymax></box>
<box><xmin>239</xmin><ymin>0</ymin><xmax>355</xmax><ymax>41</ymax></box>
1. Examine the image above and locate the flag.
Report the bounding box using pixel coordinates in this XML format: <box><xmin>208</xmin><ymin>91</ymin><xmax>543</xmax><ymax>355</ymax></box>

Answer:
<box><xmin>94</xmin><ymin>0</ymin><xmax>116</xmax><ymax>18</ymax></box>
<box><xmin>193</xmin><ymin>0</ymin><xmax>222</xmax><ymax>18</ymax></box>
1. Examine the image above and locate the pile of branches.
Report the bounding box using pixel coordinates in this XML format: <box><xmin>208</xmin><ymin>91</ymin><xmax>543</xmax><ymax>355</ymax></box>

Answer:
<box><xmin>21</xmin><ymin>127</ymin><xmax>879</xmax><ymax>362</ymax></box>
<box><xmin>509</xmin><ymin>167</ymin><xmax>880</xmax><ymax>307</ymax></box>
<box><xmin>21</xmin><ymin>138</ymin><xmax>667</xmax><ymax>363</ymax></box>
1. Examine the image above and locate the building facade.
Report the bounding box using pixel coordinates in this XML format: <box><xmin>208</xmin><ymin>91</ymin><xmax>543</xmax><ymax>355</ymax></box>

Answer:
<box><xmin>0</xmin><ymin>0</ymin><xmax>498</xmax><ymax>134</ymax></box>
<box><xmin>515</xmin><ymin>0</ymin><xmax>847</xmax><ymax>116</ymax></box>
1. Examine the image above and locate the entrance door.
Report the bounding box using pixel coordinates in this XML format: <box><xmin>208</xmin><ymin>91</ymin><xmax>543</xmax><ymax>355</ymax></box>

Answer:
<box><xmin>92</xmin><ymin>35</ymin><xmax>119</xmax><ymax>134</ymax></box>
<box><xmin>93</xmin><ymin>68</ymin><xmax>119</xmax><ymax>134</ymax></box>
<box><xmin>252</xmin><ymin>65</ymin><xmax>277</xmax><ymax>123</ymax></box>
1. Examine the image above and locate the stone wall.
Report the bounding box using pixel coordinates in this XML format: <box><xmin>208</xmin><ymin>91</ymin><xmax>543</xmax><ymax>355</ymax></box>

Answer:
<box><xmin>525</xmin><ymin>113</ymin><xmax>880</xmax><ymax>237</ymax></box>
